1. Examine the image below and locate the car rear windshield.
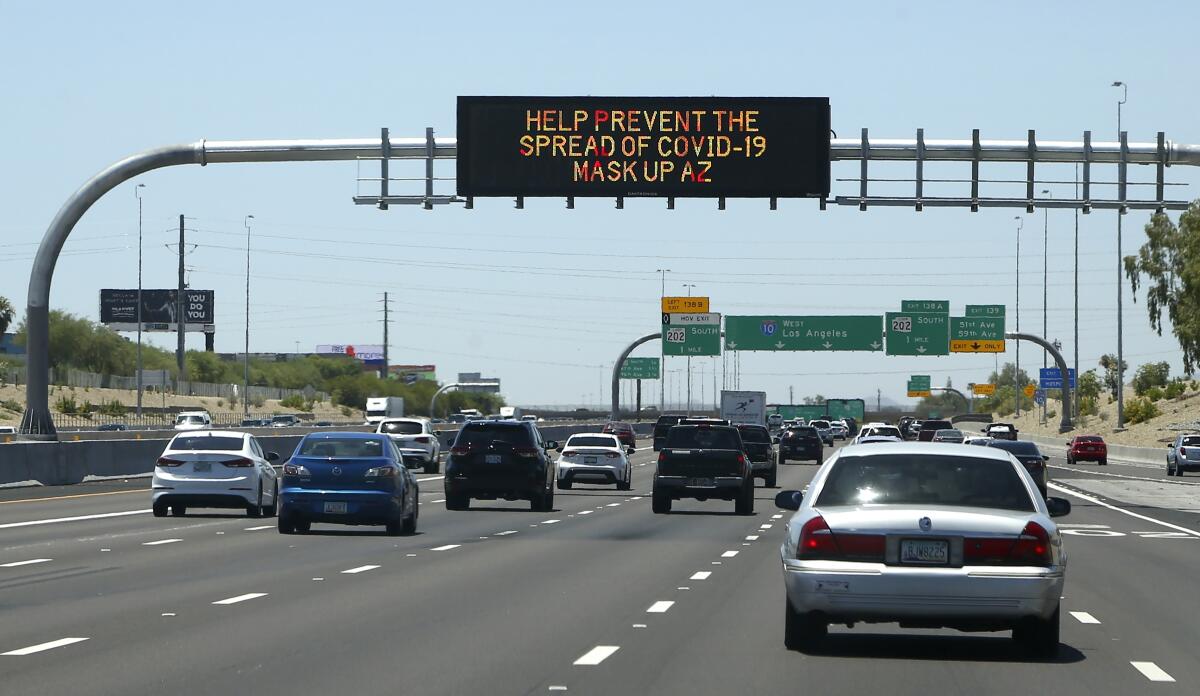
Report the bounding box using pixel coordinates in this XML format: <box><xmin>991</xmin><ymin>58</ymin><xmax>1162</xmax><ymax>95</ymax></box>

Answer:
<box><xmin>922</xmin><ymin>420</ymin><xmax>952</xmax><ymax>430</ymax></box>
<box><xmin>736</xmin><ymin>426</ymin><xmax>771</xmax><ymax>443</ymax></box>
<box><xmin>380</xmin><ymin>421</ymin><xmax>423</xmax><ymax>435</ymax></box>
<box><xmin>176</xmin><ymin>415</ymin><xmax>206</xmax><ymax>424</ymax></box>
<box><xmin>1076</xmin><ymin>436</ymin><xmax>1103</xmax><ymax>443</ymax></box>
<box><xmin>987</xmin><ymin>440</ymin><xmax>1041</xmax><ymax>456</ymax></box>
<box><xmin>666</xmin><ymin>427</ymin><xmax>741</xmax><ymax>450</ymax></box>
<box><xmin>809</xmin><ymin>421</ymin><xmax>830</xmax><ymax>428</ymax></box>
<box><xmin>454</xmin><ymin>424</ymin><xmax>533</xmax><ymax>449</ymax></box>
<box><xmin>868</xmin><ymin>427</ymin><xmax>902</xmax><ymax>438</ymax></box>
<box><xmin>171</xmin><ymin>435</ymin><xmax>244</xmax><ymax>451</ymax></box>
<box><xmin>786</xmin><ymin>427</ymin><xmax>819</xmax><ymax>438</ymax></box>
<box><xmin>298</xmin><ymin>437</ymin><xmax>387</xmax><ymax>458</ymax></box>
<box><xmin>1181</xmin><ymin>436</ymin><xmax>1200</xmax><ymax>446</ymax></box>
<box><xmin>816</xmin><ymin>453</ymin><xmax>1034</xmax><ymax>511</ymax></box>
<box><xmin>655</xmin><ymin>416</ymin><xmax>684</xmax><ymax>426</ymax></box>
<box><xmin>569</xmin><ymin>436</ymin><xmax>618</xmax><ymax>448</ymax></box>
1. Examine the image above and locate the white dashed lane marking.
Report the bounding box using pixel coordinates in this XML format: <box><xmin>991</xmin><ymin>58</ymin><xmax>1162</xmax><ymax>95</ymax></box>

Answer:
<box><xmin>690</xmin><ymin>571</ymin><xmax>712</xmax><ymax>580</ymax></box>
<box><xmin>647</xmin><ymin>601</ymin><xmax>674</xmax><ymax>613</ymax></box>
<box><xmin>495</xmin><ymin>530</ymin><xmax>518</xmax><ymax>536</ymax></box>
<box><xmin>578</xmin><ymin>510</ymin><xmax>593</xmax><ymax>515</ymax></box>
<box><xmin>245</xmin><ymin>525</ymin><xmax>274</xmax><ymax>531</ymax></box>
<box><xmin>0</xmin><ymin>509</ymin><xmax>150</xmax><ymax>530</ymax></box>
<box><xmin>606</xmin><ymin>503</ymin><xmax>621</xmax><ymax>507</ymax></box>
<box><xmin>342</xmin><ymin>565</ymin><xmax>381</xmax><ymax>575</ymax></box>
<box><xmin>542</xmin><ymin>519</ymin><xmax>561</xmax><ymax>525</ymax></box>
<box><xmin>721</xmin><ymin>550</ymin><xmax>739</xmax><ymax>558</ymax></box>
<box><xmin>1070</xmin><ymin>611</ymin><xmax>1101</xmax><ymax>624</ymax></box>
<box><xmin>1</xmin><ymin>558</ymin><xmax>52</xmax><ymax>568</ymax></box>
<box><xmin>142</xmin><ymin>538</ymin><xmax>183</xmax><ymax>546</ymax></box>
<box><xmin>1130</xmin><ymin>661</ymin><xmax>1175</xmax><ymax>682</ymax></box>
<box><xmin>212</xmin><ymin>592</ymin><xmax>268</xmax><ymax>605</ymax></box>
<box><xmin>431</xmin><ymin>545</ymin><xmax>460</xmax><ymax>551</ymax></box>
<box><xmin>745</xmin><ymin>535</ymin><xmax>759</xmax><ymax>541</ymax></box>
<box><xmin>2</xmin><ymin>637</ymin><xmax>89</xmax><ymax>656</ymax></box>
<box><xmin>573</xmin><ymin>645</ymin><xmax>620</xmax><ymax>666</ymax></box>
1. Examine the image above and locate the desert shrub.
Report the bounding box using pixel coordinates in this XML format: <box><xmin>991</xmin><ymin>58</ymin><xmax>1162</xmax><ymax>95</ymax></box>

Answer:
<box><xmin>1124</xmin><ymin>397</ymin><xmax>1160</xmax><ymax>424</ymax></box>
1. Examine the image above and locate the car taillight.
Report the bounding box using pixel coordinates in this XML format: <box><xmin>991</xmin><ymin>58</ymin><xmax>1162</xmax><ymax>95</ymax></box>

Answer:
<box><xmin>414</xmin><ymin>436</ymin><xmax>431</xmax><ymax>443</ymax></box>
<box><xmin>1180</xmin><ymin>447</ymin><xmax>1188</xmax><ymax>456</ymax></box>
<box><xmin>222</xmin><ymin>457</ymin><xmax>254</xmax><ymax>468</ymax></box>
<box><xmin>797</xmin><ymin>516</ymin><xmax>884</xmax><ymax>561</ymax></box>
<box><xmin>514</xmin><ymin>447</ymin><xmax>539</xmax><ymax>458</ymax></box>
<box><xmin>1008</xmin><ymin>522</ymin><xmax>1053</xmax><ymax>566</ymax></box>
<box><xmin>156</xmin><ymin>456</ymin><xmax>184</xmax><ymax>467</ymax></box>
<box><xmin>365</xmin><ymin>466</ymin><xmax>397</xmax><ymax>478</ymax></box>
<box><xmin>963</xmin><ymin>537</ymin><xmax>1018</xmax><ymax>565</ymax></box>
<box><xmin>283</xmin><ymin>463</ymin><xmax>311</xmax><ymax>476</ymax></box>
<box><xmin>604</xmin><ymin>452</ymin><xmax>619</xmax><ymax>458</ymax></box>
<box><xmin>658</xmin><ymin>452</ymin><xmax>667</xmax><ymax>463</ymax></box>
<box><xmin>561</xmin><ymin>450</ymin><xmax>577</xmax><ymax>458</ymax></box>
<box><xmin>450</xmin><ymin>446</ymin><xmax>471</xmax><ymax>456</ymax></box>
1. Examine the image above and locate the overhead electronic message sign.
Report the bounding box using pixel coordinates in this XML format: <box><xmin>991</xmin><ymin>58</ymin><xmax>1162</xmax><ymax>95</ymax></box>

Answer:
<box><xmin>99</xmin><ymin>289</ymin><xmax>214</xmax><ymax>333</ymax></box>
<box><xmin>457</xmin><ymin>96</ymin><xmax>830</xmax><ymax>198</ymax></box>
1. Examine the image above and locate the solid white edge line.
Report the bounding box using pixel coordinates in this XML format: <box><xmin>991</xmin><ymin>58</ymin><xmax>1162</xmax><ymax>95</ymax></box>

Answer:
<box><xmin>647</xmin><ymin>601</ymin><xmax>674</xmax><ymax>613</ymax></box>
<box><xmin>342</xmin><ymin>565</ymin><xmax>381</xmax><ymax>574</ymax></box>
<box><xmin>573</xmin><ymin>645</ymin><xmax>620</xmax><ymax>666</ymax></box>
<box><xmin>2</xmin><ymin>637</ymin><xmax>89</xmax><ymax>656</ymax></box>
<box><xmin>0</xmin><ymin>509</ymin><xmax>151</xmax><ymax>529</ymax></box>
<box><xmin>1130</xmin><ymin>661</ymin><xmax>1175</xmax><ymax>682</ymax></box>
<box><xmin>1069</xmin><ymin>611</ymin><xmax>1101</xmax><ymax>624</ymax></box>
<box><xmin>212</xmin><ymin>592</ymin><xmax>268</xmax><ymax>605</ymax></box>
<box><xmin>1047</xmin><ymin>482</ymin><xmax>1200</xmax><ymax>537</ymax></box>
<box><xmin>431</xmin><ymin>544</ymin><xmax>460</xmax><ymax>551</ymax></box>
<box><xmin>690</xmin><ymin>571</ymin><xmax>712</xmax><ymax>580</ymax></box>
<box><xmin>0</xmin><ymin>558</ymin><xmax>52</xmax><ymax>568</ymax></box>
<box><xmin>244</xmin><ymin>525</ymin><xmax>274</xmax><ymax>531</ymax></box>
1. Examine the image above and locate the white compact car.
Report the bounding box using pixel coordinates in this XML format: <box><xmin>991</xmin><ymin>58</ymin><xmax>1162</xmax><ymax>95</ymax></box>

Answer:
<box><xmin>376</xmin><ymin>418</ymin><xmax>441</xmax><ymax>474</ymax></box>
<box><xmin>775</xmin><ymin>442</ymin><xmax>1071</xmax><ymax>656</ymax></box>
<box><xmin>152</xmin><ymin>430</ymin><xmax>280</xmax><ymax>517</ymax></box>
<box><xmin>556</xmin><ymin>433</ymin><xmax>632</xmax><ymax>491</ymax></box>
<box><xmin>173</xmin><ymin>410</ymin><xmax>212</xmax><ymax>431</ymax></box>
<box><xmin>853</xmin><ymin>425</ymin><xmax>903</xmax><ymax>444</ymax></box>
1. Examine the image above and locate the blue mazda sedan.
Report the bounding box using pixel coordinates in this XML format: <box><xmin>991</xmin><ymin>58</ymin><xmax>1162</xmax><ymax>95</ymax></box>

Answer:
<box><xmin>278</xmin><ymin>432</ymin><xmax>419</xmax><ymax>535</ymax></box>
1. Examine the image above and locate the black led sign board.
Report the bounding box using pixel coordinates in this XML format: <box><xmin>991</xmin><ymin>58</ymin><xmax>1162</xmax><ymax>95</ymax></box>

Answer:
<box><xmin>457</xmin><ymin>96</ymin><xmax>830</xmax><ymax>198</ymax></box>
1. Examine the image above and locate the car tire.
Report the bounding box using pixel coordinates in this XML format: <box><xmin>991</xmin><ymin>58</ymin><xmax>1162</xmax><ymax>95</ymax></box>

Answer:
<box><xmin>784</xmin><ymin>596</ymin><xmax>827</xmax><ymax>651</ymax></box>
<box><xmin>651</xmin><ymin>492</ymin><xmax>671</xmax><ymax>514</ymax></box>
<box><xmin>385</xmin><ymin>515</ymin><xmax>403</xmax><ymax>536</ymax></box>
<box><xmin>171</xmin><ymin>505</ymin><xmax>187</xmax><ymax>517</ymax></box>
<box><xmin>1066</xmin><ymin>455</ymin><xmax>1073</xmax><ymax>465</ymax></box>
<box><xmin>446</xmin><ymin>494</ymin><xmax>469</xmax><ymax>511</ymax></box>
<box><xmin>152</xmin><ymin>501</ymin><xmax>168</xmax><ymax>518</ymax></box>
<box><xmin>277</xmin><ymin>516</ymin><xmax>294</xmax><ymax>534</ymax></box>
<box><xmin>558</xmin><ymin>480</ymin><xmax>573</xmax><ymax>490</ymax></box>
<box><xmin>765</xmin><ymin>467</ymin><xmax>777</xmax><ymax>488</ymax></box>
<box><xmin>263</xmin><ymin>483</ymin><xmax>278</xmax><ymax>517</ymax></box>
<box><xmin>247</xmin><ymin>484</ymin><xmax>264</xmax><ymax>518</ymax></box>
<box><xmin>424</xmin><ymin>459</ymin><xmax>439</xmax><ymax>475</ymax></box>
<box><xmin>1099</xmin><ymin>458</ymin><xmax>1107</xmax><ymax>466</ymax></box>
<box><xmin>779</xmin><ymin>455</ymin><xmax>787</xmax><ymax>465</ymax></box>
<box><xmin>617</xmin><ymin>476</ymin><xmax>631</xmax><ymax>492</ymax></box>
<box><xmin>735</xmin><ymin>482</ymin><xmax>754</xmax><ymax>516</ymax></box>
<box><xmin>1016</xmin><ymin>605</ymin><xmax>1060</xmax><ymax>658</ymax></box>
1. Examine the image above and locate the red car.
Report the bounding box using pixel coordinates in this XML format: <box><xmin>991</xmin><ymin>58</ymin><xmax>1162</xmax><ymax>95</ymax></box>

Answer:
<box><xmin>1067</xmin><ymin>435</ymin><xmax>1107</xmax><ymax>465</ymax></box>
<box><xmin>602</xmin><ymin>421</ymin><xmax>637</xmax><ymax>449</ymax></box>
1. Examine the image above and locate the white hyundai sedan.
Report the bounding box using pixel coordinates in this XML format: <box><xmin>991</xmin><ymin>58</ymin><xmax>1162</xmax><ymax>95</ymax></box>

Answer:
<box><xmin>152</xmin><ymin>430</ymin><xmax>280</xmax><ymax>518</ymax></box>
<box><xmin>775</xmin><ymin>442</ymin><xmax>1070</xmax><ymax>656</ymax></box>
<box><xmin>555</xmin><ymin>433</ymin><xmax>632</xmax><ymax>491</ymax></box>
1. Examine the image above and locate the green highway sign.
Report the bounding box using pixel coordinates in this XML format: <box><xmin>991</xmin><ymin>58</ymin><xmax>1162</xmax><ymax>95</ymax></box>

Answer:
<box><xmin>770</xmin><ymin>404</ymin><xmax>828</xmax><ymax>421</ymax></box>
<box><xmin>950</xmin><ymin>315</ymin><xmax>1006</xmax><ymax>353</ymax></box>
<box><xmin>826</xmin><ymin>398</ymin><xmax>866</xmax><ymax>421</ymax></box>
<box><xmin>662</xmin><ymin>320</ymin><xmax>721</xmax><ymax>356</ymax></box>
<box><xmin>886</xmin><ymin>311</ymin><xmax>949</xmax><ymax>356</ymax></box>
<box><xmin>909</xmin><ymin>375</ymin><xmax>931</xmax><ymax>391</ymax></box>
<box><xmin>619</xmin><ymin>357</ymin><xmax>660</xmax><ymax>380</ymax></box>
<box><xmin>901</xmin><ymin>300</ymin><xmax>949</xmax><ymax>314</ymax></box>
<box><xmin>724</xmin><ymin>316</ymin><xmax>883</xmax><ymax>351</ymax></box>
<box><xmin>965</xmin><ymin>304</ymin><xmax>1006</xmax><ymax>318</ymax></box>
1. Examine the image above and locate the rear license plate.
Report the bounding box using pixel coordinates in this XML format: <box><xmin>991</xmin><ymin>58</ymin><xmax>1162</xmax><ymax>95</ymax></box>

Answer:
<box><xmin>900</xmin><ymin>539</ymin><xmax>949</xmax><ymax>564</ymax></box>
<box><xmin>485</xmin><ymin>454</ymin><xmax>502</xmax><ymax>464</ymax></box>
<box><xmin>687</xmin><ymin>477</ymin><xmax>715</xmax><ymax>487</ymax></box>
<box><xmin>323</xmin><ymin>501</ymin><xmax>348</xmax><ymax>514</ymax></box>
<box><xmin>584</xmin><ymin>456</ymin><xmax>598</xmax><ymax>464</ymax></box>
<box><xmin>193</xmin><ymin>462</ymin><xmax>211</xmax><ymax>473</ymax></box>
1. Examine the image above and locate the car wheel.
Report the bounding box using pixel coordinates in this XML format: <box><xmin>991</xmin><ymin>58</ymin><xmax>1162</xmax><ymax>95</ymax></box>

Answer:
<box><xmin>1098</xmin><ymin>458</ymin><xmax>1107</xmax><ymax>467</ymax></box>
<box><xmin>784</xmin><ymin>596</ymin><xmax>827</xmax><ymax>651</ymax></box>
<box><xmin>400</xmin><ymin>503</ymin><xmax>418</xmax><ymax>535</ymax></box>
<box><xmin>247</xmin><ymin>484</ymin><xmax>264</xmax><ymax>518</ymax></box>
<box><xmin>765</xmin><ymin>467</ymin><xmax>777</xmax><ymax>488</ymax></box>
<box><xmin>558</xmin><ymin>480</ymin><xmax>573</xmax><ymax>490</ymax></box>
<box><xmin>171</xmin><ymin>505</ymin><xmax>187</xmax><ymax>517</ymax></box>
<box><xmin>385</xmin><ymin>515</ymin><xmax>404</xmax><ymax>536</ymax></box>
<box><xmin>651</xmin><ymin>491</ymin><xmax>671</xmax><ymax>514</ymax></box>
<box><xmin>263</xmin><ymin>483</ymin><xmax>278</xmax><ymax>517</ymax></box>
<box><xmin>1016</xmin><ymin>605</ymin><xmax>1060</xmax><ymax>658</ymax></box>
<box><xmin>735</xmin><ymin>482</ymin><xmax>754</xmax><ymax>516</ymax></box>
<box><xmin>1066</xmin><ymin>455</ymin><xmax>1073</xmax><ymax>465</ymax></box>
<box><xmin>294</xmin><ymin>519</ymin><xmax>311</xmax><ymax>534</ymax></box>
<box><xmin>424</xmin><ymin>459</ymin><xmax>439</xmax><ymax>475</ymax></box>
<box><xmin>545</xmin><ymin>486</ymin><xmax>555</xmax><ymax>510</ymax></box>
<box><xmin>152</xmin><ymin>501</ymin><xmax>168</xmax><ymax>518</ymax></box>
<box><xmin>446</xmin><ymin>494</ymin><xmax>469</xmax><ymax>511</ymax></box>
<box><xmin>277</xmin><ymin>516</ymin><xmax>294</xmax><ymax>534</ymax></box>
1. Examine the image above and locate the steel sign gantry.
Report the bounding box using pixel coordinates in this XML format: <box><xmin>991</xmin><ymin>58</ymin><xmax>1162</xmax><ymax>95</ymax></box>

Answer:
<box><xmin>19</xmin><ymin>130</ymin><xmax>1200</xmax><ymax>437</ymax></box>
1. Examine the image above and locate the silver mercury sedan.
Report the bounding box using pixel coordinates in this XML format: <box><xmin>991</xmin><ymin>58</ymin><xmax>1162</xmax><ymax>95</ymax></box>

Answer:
<box><xmin>775</xmin><ymin>442</ymin><xmax>1071</xmax><ymax>656</ymax></box>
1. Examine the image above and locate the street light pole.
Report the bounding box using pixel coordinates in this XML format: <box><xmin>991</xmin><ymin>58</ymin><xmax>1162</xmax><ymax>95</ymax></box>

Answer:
<box><xmin>1014</xmin><ymin>215</ymin><xmax>1023</xmax><ymax>417</ymax></box>
<box><xmin>1113</xmin><ymin>80</ymin><xmax>1128</xmax><ymax>429</ymax></box>
<box><xmin>682</xmin><ymin>283</ymin><xmax>696</xmax><ymax>416</ymax></box>
<box><xmin>1074</xmin><ymin>163</ymin><xmax>1080</xmax><ymax>419</ymax></box>
<box><xmin>1042</xmin><ymin>189</ymin><xmax>1052</xmax><ymax>425</ymax></box>
<box><xmin>243</xmin><ymin>214</ymin><xmax>254</xmax><ymax>418</ymax></box>
<box><xmin>134</xmin><ymin>184</ymin><xmax>145</xmax><ymax>420</ymax></box>
<box><xmin>656</xmin><ymin>268</ymin><xmax>670</xmax><ymax>412</ymax></box>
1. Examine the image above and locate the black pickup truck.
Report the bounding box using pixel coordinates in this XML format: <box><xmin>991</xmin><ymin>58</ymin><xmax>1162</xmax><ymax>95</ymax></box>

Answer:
<box><xmin>652</xmin><ymin>424</ymin><xmax>754</xmax><ymax>515</ymax></box>
<box><xmin>652</xmin><ymin>414</ymin><xmax>686</xmax><ymax>452</ymax></box>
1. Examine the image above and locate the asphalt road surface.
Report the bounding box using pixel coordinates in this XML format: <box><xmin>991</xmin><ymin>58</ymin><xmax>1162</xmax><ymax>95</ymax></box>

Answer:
<box><xmin>1</xmin><ymin>440</ymin><xmax>1197</xmax><ymax>695</ymax></box>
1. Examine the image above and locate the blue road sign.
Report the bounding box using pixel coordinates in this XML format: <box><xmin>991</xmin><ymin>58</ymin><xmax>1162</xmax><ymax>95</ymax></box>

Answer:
<box><xmin>1034</xmin><ymin>389</ymin><xmax>1047</xmax><ymax>406</ymax></box>
<box><xmin>1039</xmin><ymin>367</ymin><xmax>1076</xmax><ymax>389</ymax></box>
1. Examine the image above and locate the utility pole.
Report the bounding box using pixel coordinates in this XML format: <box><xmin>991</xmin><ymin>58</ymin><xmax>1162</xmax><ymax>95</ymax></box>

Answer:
<box><xmin>1113</xmin><ymin>80</ymin><xmax>1128</xmax><ymax>430</ymax></box>
<box><xmin>380</xmin><ymin>291</ymin><xmax>389</xmax><ymax>380</ymax></box>
<box><xmin>176</xmin><ymin>214</ymin><xmax>186</xmax><ymax>383</ymax></box>
<box><xmin>789</xmin><ymin>385</ymin><xmax>794</xmax><ymax>405</ymax></box>
<box><xmin>877</xmin><ymin>388</ymin><xmax>882</xmax><ymax>412</ymax></box>
<box><xmin>135</xmin><ymin>184</ymin><xmax>145</xmax><ymax>419</ymax></box>
<box><xmin>1014</xmin><ymin>215</ymin><xmax>1023</xmax><ymax>418</ymax></box>
<box><xmin>243</xmin><ymin>214</ymin><xmax>254</xmax><ymax>418</ymax></box>
<box><xmin>682</xmin><ymin>283</ymin><xmax>696</xmax><ymax>415</ymax></box>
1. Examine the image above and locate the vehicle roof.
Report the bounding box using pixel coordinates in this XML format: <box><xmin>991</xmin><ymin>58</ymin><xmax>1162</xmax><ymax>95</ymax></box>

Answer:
<box><xmin>176</xmin><ymin>410</ymin><xmax>210</xmax><ymax>416</ymax></box>
<box><xmin>301</xmin><ymin>431</ymin><xmax>386</xmax><ymax>440</ymax></box>
<box><xmin>735</xmin><ymin>423</ymin><xmax>769</xmax><ymax>430</ymax></box>
<box><xmin>379</xmin><ymin>416</ymin><xmax>427</xmax><ymax>423</ymax></box>
<box><xmin>838</xmin><ymin>441</ymin><xmax>1017</xmax><ymax>461</ymax></box>
<box><xmin>171</xmin><ymin>430</ymin><xmax>248</xmax><ymax>440</ymax></box>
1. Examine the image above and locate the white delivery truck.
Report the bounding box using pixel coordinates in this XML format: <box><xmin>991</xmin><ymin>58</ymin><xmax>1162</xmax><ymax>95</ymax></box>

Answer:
<box><xmin>365</xmin><ymin>396</ymin><xmax>405</xmax><ymax>425</ymax></box>
<box><xmin>499</xmin><ymin>406</ymin><xmax>523</xmax><ymax>420</ymax></box>
<box><xmin>720</xmin><ymin>390</ymin><xmax>767</xmax><ymax>426</ymax></box>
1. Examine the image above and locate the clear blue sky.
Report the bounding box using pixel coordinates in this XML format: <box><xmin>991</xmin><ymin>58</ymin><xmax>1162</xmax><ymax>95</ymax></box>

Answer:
<box><xmin>2</xmin><ymin>0</ymin><xmax>1197</xmax><ymax>408</ymax></box>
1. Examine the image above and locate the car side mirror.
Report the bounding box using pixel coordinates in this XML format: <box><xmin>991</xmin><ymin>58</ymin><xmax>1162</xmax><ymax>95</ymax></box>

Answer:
<box><xmin>1168</xmin><ymin>443</ymin><xmax>1176</xmax><ymax>449</ymax></box>
<box><xmin>545</xmin><ymin>440</ymin><xmax>559</xmax><ymax>451</ymax></box>
<box><xmin>774</xmin><ymin>490</ymin><xmax>803</xmax><ymax>511</ymax></box>
<box><xmin>1046</xmin><ymin>497</ymin><xmax>1071</xmax><ymax>518</ymax></box>
<box><xmin>1065</xmin><ymin>441</ymin><xmax>1072</xmax><ymax>446</ymax></box>
<box><xmin>266</xmin><ymin>452</ymin><xmax>280</xmax><ymax>462</ymax></box>
<box><xmin>627</xmin><ymin>447</ymin><xmax>636</xmax><ymax>455</ymax></box>
<box><xmin>1042</xmin><ymin>454</ymin><xmax>1050</xmax><ymax>462</ymax></box>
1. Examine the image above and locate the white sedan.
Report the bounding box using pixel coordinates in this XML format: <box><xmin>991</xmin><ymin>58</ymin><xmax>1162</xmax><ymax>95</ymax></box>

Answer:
<box><xmin>853</xmin><ymin>425</ymin><xmax>903</xmax><ymax>444</ymax></box>
<box><xmin>152</xmin><ymin>430</ymin><xmax>280</xmax><ymax>517</ymax></box>
<box><xmin>556</xmin><ymin>433</ymin><xmax>632</xmax><ymax>491</ymax></box>
<box><xmin>775</xmin><ymin>442</ymin><xmax>1071</xmax><ymax>656</ymax></box>
<box><xmin>376</xmin><ymin>417</ymin><xmax>442</xmax><ymax>474</ymax></box>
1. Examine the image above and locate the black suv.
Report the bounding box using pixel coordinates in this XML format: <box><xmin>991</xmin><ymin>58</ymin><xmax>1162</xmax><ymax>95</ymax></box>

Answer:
<box><xmin>444</xmin><ymin>421</ymin><xmax>559</xmax><ymax>511</ymax></box>
<box><xmin>653</xmin><ymin>414</ymin><xmax>687</xmax><ymax>451</ymax></box>
<box><xmin>735</xmin><ymin>423</ymin><xmax>778</xmax><ymax>487</ymax></box>
<box><xmin>778</xmin><ymin>426</ymin><xmax>823</xmax><ymax>464</ymax></box>
<box><xmin>917</xmin><ymin>419</ymin><xmax>953</xmax><ymax>442</ymax></box>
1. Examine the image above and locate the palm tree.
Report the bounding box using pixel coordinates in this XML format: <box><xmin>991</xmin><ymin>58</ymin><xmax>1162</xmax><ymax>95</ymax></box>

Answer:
<box><xmin>0</xmin><ymin>296</ymin><xmax>14</xmax><ymax>336</ymax></box>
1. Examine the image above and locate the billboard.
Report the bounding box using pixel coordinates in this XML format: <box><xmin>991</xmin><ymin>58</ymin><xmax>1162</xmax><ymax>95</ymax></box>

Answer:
<box><xmin>315</xmin><ymin>344</ymin><xmax>386</xmax><ymax>363</ymax></box>
<box><xmin>389</xmin><ymin>364</ymin><xmax>437</xmax><ymax>383</ymax></box>
<box><xmin>99</xmin><ymin>289</ymin><xmax>214</xmax><ymax>333</ymax></box>
<box><xmin>457</xmin><ymin>96</ymin><xmax>830</xmax><ymax>198</ymax></box>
